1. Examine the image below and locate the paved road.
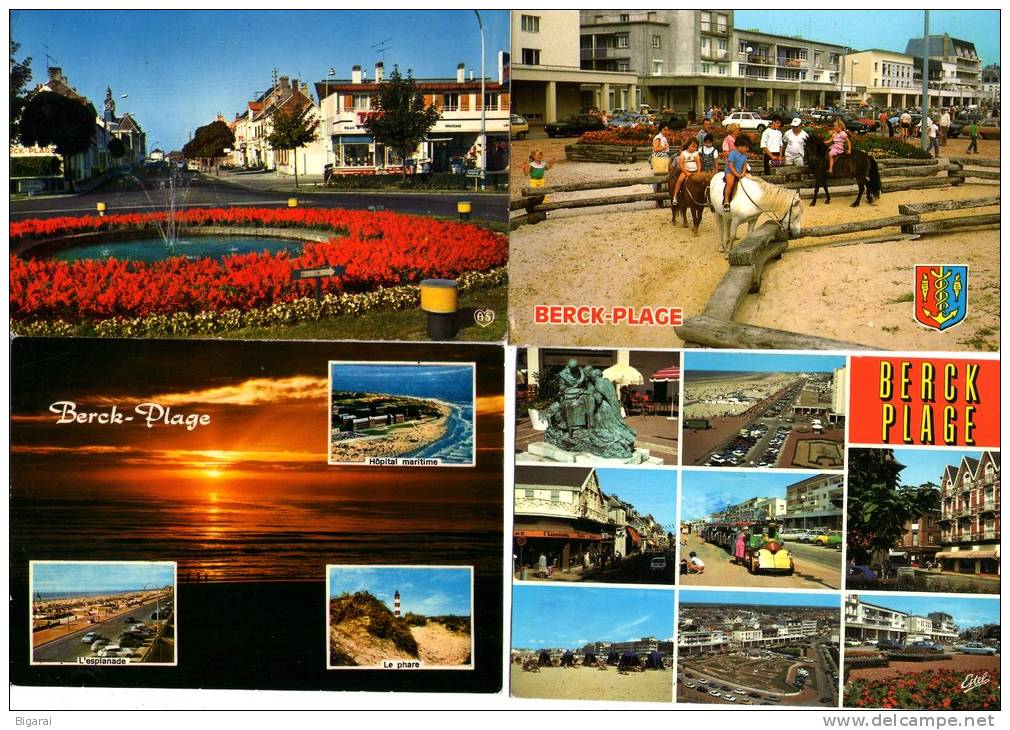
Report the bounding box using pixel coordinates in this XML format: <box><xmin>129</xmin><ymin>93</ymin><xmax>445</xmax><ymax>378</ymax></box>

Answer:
<box><xmin>10</xmin><ymin>172</ymin><xmax>508</xmax><ymax>222</ymax></box>
<box><xmin>33</xmin><ymin>599</ymin><xmax>164</xmax><ymax>663</ymax></box>
<box><xmin>681</xmin><ymin>533</ymin><xmax>841</xmax><ymax>590</ymax></box>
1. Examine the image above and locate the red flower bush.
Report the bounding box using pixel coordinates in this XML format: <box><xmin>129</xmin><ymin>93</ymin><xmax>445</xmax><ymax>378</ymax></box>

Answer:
<box><xmin>10</xmin><ymin>208</ymin><xmax>507</xmax><ymax>321</ymax></box>
<box><xmin>844</xmin><ymin>669</ymin><xmax>1000</xmax><ymax>710</ymax></box>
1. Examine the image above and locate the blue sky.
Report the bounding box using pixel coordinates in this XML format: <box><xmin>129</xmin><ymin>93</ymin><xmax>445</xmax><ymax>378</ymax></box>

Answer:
<box><xmin>888</xmin><ymin>448</ymin><xmax>990</xmax><ymax>488</ymax></box>
<box><xmin>330</xmin><ymin>363</ymin><xmax>473</xmax><ymax>403</ymax></box>
<box><xmin>681</xmin><ymin>588</ymin><xmax>840</xmax><ymax>609</ymax></box>
<box><xmin>685</xmin><ymin>352</ymin><xmax>845</xmax><ymax>374</ymax></box>
<box><xmin>512</xmin><ymin>586</ymin><xmax>674</xmax><ymax>648</ymax></box>
<box><xmin>10</xmin><ymin>10</ymin><xmax>509</xmax><ymax>152</ymax></box>
<box><xmin>735</xmin><ymin>10</ymin><xmax>1000</xmax><ymax>66</ymax></box>
<box><xmin>597</xmin><ymin>468</ymin><xmax>677</xmax><ymax>531</ymax></box>
<box><xmin>328</xmin><ymin>566</ymin><xmax>471</xmax><ymax>617</ymax></box>
<box><xmin>852</xmin><ymin>594</ymin><xmax>999</xmax><ymax>629</ymax></box>
<box><xmin>680</xmin><ymin>470</ymin><xmax>811</xmax><ymax>522</ymax></box>
<box><xmin>33</xmin><ymin>562</ymin><xmax>174</xmax><ymax>593</ymax></box>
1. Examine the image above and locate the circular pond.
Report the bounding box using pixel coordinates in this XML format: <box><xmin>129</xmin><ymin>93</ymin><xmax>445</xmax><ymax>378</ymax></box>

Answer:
<box><xmin>51</xmin><ymin>236</ymin><xmax>306</xmax><ymax>263</ymax></box>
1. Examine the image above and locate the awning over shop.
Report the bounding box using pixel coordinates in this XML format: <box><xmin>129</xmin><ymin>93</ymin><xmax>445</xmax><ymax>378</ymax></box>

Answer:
<box><xmin>650</xmin><ymin>366</ymin><xmax>681</xmax><ymax>382</ymax></box>
<box><xmin>936</xmin><ymin>550</ymin><xmax>999</xmax><ymax>559</ymax></box>
<box><xmin>626</xmin><ymin>527</ymin><xmax>641</xmax><ymax>544</ymax></box>
<box><xmin>514</xmin><ymin>529</ymin><xmax>603</xmax><ymax>541</ymax></box>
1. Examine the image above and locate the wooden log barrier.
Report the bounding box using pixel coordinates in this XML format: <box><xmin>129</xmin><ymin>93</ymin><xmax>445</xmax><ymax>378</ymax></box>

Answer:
<box><xmin>677</xmin><ymin>315</ymin><xmax>874</xmax><ymax>351</ymax></box>
<box><xmin>946</xmin><ymin>156</ymin><xmax>1000</xmax><ymax>168</ymax></box>
<box><xmin>522</xmin><ymin>174</ymin><xmax>665</xmax><ymax>197</ymax></box>
<box><xmin>727</xmin><ymin>221</ymin><xmax>788</xmax><ymax>291</ymax></box>
<box><xmin>509</xmin><ymin>212</ymin><xmax>548</xmax><ymax>230</ymax></box>
<box><xmin>702</xmin><ymin>266</ymin><xmax>755</xmax><ymax>321</ymax></box>
<box><xmin>529</xmin><ymin>191</ymin><xmax>668</xmax><ymax>213</ymax></box>
<box><xmin>898</xmin><ymin>196</ymin><xmax>1000</xmax><ymax>215</ymax></box>
<box><xmin>905</xmin><ymin>213</ymin><xmax>1001</xmax><ymax>234</ymax></box>
<box><xmin>959</xmin><ymin>168</ymin><xmax>1001</xmax><ymax>180</ymax></box>
<box><xmin>795</xmin><ymin>214</ymin><xmax>920</xmax><ymax>239</ymax></box>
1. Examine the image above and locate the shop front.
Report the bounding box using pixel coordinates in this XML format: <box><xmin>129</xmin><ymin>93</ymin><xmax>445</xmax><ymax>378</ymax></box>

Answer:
<box><xmin>513</xmin><ymin>523</ymin><xmax>604</xmax><ymax>577</ymax></box>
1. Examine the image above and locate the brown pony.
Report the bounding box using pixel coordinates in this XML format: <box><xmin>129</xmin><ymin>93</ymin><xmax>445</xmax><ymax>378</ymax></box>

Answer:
<box><xmin>667</xmin><ymin>168</ymin><xmax>713</xmax><ymax>236</ymax></box>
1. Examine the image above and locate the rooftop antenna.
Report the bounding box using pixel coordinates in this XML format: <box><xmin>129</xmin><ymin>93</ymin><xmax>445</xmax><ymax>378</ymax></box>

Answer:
<box><xmin>43</xmin><ymin>45</ymin><xmax>58</xmax><ymax>71</ymax></box>
<box><xmin>371</xmin><ymin>37</ymin><xmax>393</xmax><ymax>62</ymax></box>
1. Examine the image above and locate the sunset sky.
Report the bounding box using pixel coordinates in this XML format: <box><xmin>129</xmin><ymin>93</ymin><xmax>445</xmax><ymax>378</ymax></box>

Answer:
<box><xmin>11</xmin><ymin>339</ymin><xmax>504</xmax><ymax>582</ymax></box>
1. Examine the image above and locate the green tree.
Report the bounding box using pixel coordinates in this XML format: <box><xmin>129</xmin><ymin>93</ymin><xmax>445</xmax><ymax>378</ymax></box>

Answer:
<box><xmin>182</xmin><ymin>120</ymin><xmax>234</xmax><ymax>167</ymax></box>
<box><xmin>10</xmin><ymin>39</ymin><xmax>33</xmax><ymax>140</ymax></box>
<box><xmin>19</xmin><ymin>91</ymin><xmax>98</xmax><ymax>191</ymax></box>
<box><xmin>107</xmin><ymin>137</ymin><xmax>127</xmax><ymax>159</ymax></box>
<box><xmin>361</xmin><ymin>66</ymin><xmax>440</xmax><ymax>180</ymax></box>
<box><xmin>846</xmin><ymin>448</ymin><xmax>941</xmax><ymax>569</ymax></box>
<box><xmin>266</xmin><ymin>100</ymin><xmax>319</xmax><ymax>188</ymax></box>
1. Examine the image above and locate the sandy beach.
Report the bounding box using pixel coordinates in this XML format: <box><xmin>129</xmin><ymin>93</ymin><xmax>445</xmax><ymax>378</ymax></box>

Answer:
<box><xmin>510</xmin><ymin>664</ymin><xmax>673</xmax><ymax>703</ymax></box>
<box><xmin>329</xmin><ymin>400</ymin><xmax>450</xmax><ymax>462</ymax></box>
<box><xmin>412</xmin><ymin>622</ymin><xmax>472</xmax><ymax>666</ymax></box>
<box><xmin>509</xmin><ymin>135</ymin><xmax>999</xmax><ymax>351</ymax></box>
<box><xmin>684</xmin><ymin>373</ymin><xmax>794</xmax><ymax>418</ymax></box>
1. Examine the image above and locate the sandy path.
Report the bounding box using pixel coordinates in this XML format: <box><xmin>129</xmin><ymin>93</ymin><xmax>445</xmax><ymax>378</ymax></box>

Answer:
<box><xmin>511</xmin><ymin>665</ymin><xmax>673</xmax><ymax>703</ymax></box>
<box><xmin>509</xmin><ymin>153</ymin><xmax>999</xmax><ymax>350</ymax></box>
<box><xmin>412</xmin><ymin>623</ymin><xmax>471</xmax><ymax>666</ymax></box>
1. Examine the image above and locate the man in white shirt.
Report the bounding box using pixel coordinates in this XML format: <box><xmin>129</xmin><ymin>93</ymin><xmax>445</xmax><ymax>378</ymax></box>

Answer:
<box><xmin>760</xmin><ymin>115</ymin><xmax>783</xmax><ymax>174</ymax></box>
<box><xmin>938</xmin><ymin>109</ymin><xmax>951</xmax><ymax>146</ymax></box>
<box><xmin>927</xmin><ymin>120</ymin><xmax>940</xmax><ymax>158</ymax></box>
<box><xmin>783</xmin><ymin>118</ymin><xmax>810</xmax><ymax>166</ymax></box>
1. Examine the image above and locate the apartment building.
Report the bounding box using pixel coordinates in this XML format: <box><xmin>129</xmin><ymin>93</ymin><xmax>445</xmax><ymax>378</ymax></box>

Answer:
<box><xmin>936</xmin><ymin>451</ymin><xmax>1000</xmax><ymax>576</ymax></box>
<box><xmin>845</xmin><ymin>596</ymin><xmax>960</xmax><ymax>644</ymax></box>
<box><xmin>783</xmin><ymin>474</ymin><xmax>844</xmax><ymax>531</ymax></box>
<box><xmin>906</xmin><ymin>34</ymin><xmax>983</xmax><ymax>107</ymax></box>
<box><xmin>894</xmin><ymin>493</ymin><xmax>942</xmax><ymax>565</ymax></box>
<box><xmin>316</xmin><ymin>62</ymin><xmax>508</xmax><ymax>175</ymax></box>
<box><xmin>512</xmin><ymin>10</ymin><xmax>638</xmax><ymax>123</ymax></box>
<box><xmin>677</xmin><ymin>629</ymin><xmax>729</xmax><ymax>655</ymax></box>
<box><xmin>847</xmin><ymin>50</ymin><xmax>919</xmax><ymax>109</ymax></box>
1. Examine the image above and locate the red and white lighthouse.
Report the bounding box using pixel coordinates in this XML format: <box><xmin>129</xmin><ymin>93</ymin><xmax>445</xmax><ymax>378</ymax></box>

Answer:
<box><xmin>394</xmin><ymin>590</ymin><xmax>400</xmax><ymax>618</ymax></box>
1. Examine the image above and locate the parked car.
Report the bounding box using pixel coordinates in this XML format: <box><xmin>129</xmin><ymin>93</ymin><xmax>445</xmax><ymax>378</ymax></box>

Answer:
<box><xmin>509</xmin><ymin>114</ymin><xmax>529</xmax><ymax>141</ymax></box>
<box><xmin>81</xmin><ymin>632</ymin><xmax>101</xmax><ymax>644</ymax></box>
<box><xmin>649</xmin><ymin>556</ymin><xmax>668</xmax><ymax>571</ymax></box>
<box><xmin>723</xmin><ymin>111</ymin><xmax>768</xmax><ymax>133</ymax></box>
<box><xmin>609</xmin><ymin>112</ymin><xmax>650</xmax><ymax>129</ymax></box>
<box><xmin>978</xmin><ymin>117</ymin><xmax>1000</xmax><ymax>140</ymax></box>
<box><xmin>124</xmin><ymin>616</ymin><xmax>138</xmax><ymax>623</ymax></box>
<box><xmin>847</xmin><ymin>565</ymin><xmax>878</xmax><ymax>588</ymax></box>
<box><xmin>955</xmin><ymin>642</ymin><xmax>997</xmax><ymax>655</ymax></box>
<box><xmin>545</xmin><ymin>115</ymin><xmax>606</xmax><ymax>138</ymax></box>
<box><xmin>910</xmin><ymin>640</ymin><xmax>944</xmax><ymax>653</ymax></box>
<box><xmin>90</xmin><ymin>639</ymin><xmax>108</xmax><ymax>653</ymax></box>
<box><xmin>657</xmin><ymin>113</ymin><xmax>689</xmax><ymax>131</ymax></box>
<box><xmin>876</xmin><ymin>639</ymin><xmax>904</xmax><ymax>652</ymax></box>
<box><xmin>813</xmin><ymin>530</ymin><xmax>843</xmax><ymax>548</ymax></box>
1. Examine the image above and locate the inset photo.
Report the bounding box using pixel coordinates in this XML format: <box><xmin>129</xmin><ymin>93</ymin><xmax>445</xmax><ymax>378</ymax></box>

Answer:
<box><xmin>30</xmin><ymin>561</ymin><xmax>176</xmax><ymax>666</ymax></box>
<box><xmin>844</xmin><ymin>594</ymin><xmax>1000</xmax><ymax>710</ymax></box>
<box><xmin>516</xmin><ymin>348</ymin><xmax>680</xmax><ymax>466</ymax></box>
<box><xmin>682</xmin><ymin>351</ymin><xmax>846</xmax><ymax>469</ymax></box>
<box><xmin>680</xmin><ymin>471</ymin><xmax>843</xmax><ymax>590</ymax></box>
<box><xmin>326</xmin><ymin>566</ymin><xmax>473</xmax><ymax>670</ymax></box>
<box><xmin>678</xmin><ymin>589</ymin><xmax>841</xmax><ymax>707</ymax></box>
<box><xmin>513</xmin><ymin>466</ymin><xmax>676</xmax><ymax>585</ymax></box>
<box><xmin>329</xmin><ymin>362</ymin><xmax>475</xmax><ymax>466</ymax></box>
<box><xmin>846</xmin><ymin>447</ymin><xmax>999</xmax><ymax>595</ymax></box>
<box><xmin>511</xmin><ymin>585</ymin><xmax>674</xmax><ymax>703</ymax></box>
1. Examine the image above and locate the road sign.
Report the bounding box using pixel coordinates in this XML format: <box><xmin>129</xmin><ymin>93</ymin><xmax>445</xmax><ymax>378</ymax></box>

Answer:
<box><xmin>18</xmin><ymin>179</ymin><xmax>46</xmax><ymax>194</ymax></box>
<box><xmin>516</xmin><ymin>536</ymin><xmax>527</xmax><ymax>547</ymax></box>
<box><xmin>292</xmin><ymin>265</ymin><xmax>346</xmax><ymax>302</ymax></box>
<box><xmin>293</xmin><ymin>266</ymin><xmax>343</xmax><ymax>280</ymax></box>
<box><xmin>465</xmin><ymin>168</ymin><xmax>485</xmax><ymax>178</ymax></box>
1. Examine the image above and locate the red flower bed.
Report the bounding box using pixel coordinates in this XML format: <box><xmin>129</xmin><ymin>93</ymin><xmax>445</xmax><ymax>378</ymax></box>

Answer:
<box><xmin>10</xmin><ymin>207</ymin><xmax>507</xmax><ymax>321</ymax></box>
<box><xmin>844</xmin><ymin>669</ymin><xmax>1000</xmax><ymax>710</ymax></box>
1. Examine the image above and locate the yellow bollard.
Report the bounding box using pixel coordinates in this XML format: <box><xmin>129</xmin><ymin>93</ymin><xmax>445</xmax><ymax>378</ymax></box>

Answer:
<box><xmin>288</xmin><ymin>197</ymin><xmax>298</xmax><ymax>208</ymax></box>
<box><xmin>419</xmin><ymin>279</ymin><xmax>459</xmax><ymax>340</ymax></box>
<box><xmin>457</xmin><ymin>200</ymin><xmax>472</xmax><ymax>220</ymax></box>
<box><xmin>96</xmin><ymin>202</ymin><xmax>107</xmax><ymax>217</ymax></box>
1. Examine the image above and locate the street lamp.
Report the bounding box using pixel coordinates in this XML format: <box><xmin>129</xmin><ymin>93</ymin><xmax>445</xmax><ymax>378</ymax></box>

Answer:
<box><xmin>743</xmin><ymin>46</ymin><xmax>753</xmax><ymax>110</ymax></box>
<box><xmin>840</xmin><ymin>47</ymin><xmax>849</xmax><ymax>108</ymax></box>
<box><xmin>474</xmin><ymin>10</ymin><xmax>486</xmax><ymax>190</ymax></box>
<box><xmin>849</xmin><ymin>59</ymin><xmax>860</xmax><ymax>108</ymax></box>
<box><xmin>325</xmin><ymin>67</ymin><xmax>335</xmax><ymax>167</ymax></box>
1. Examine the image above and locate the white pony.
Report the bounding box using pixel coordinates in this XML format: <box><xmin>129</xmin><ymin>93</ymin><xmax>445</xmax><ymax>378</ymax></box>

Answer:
<box><xmin>708</xmin><ymin>173</ymin><xmax>803</xmax><ymax>255</ymax></box>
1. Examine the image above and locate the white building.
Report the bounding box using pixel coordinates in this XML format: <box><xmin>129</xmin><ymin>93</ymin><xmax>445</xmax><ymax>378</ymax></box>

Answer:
<box><xmin>316</xmin><ymin>62</ymin><xmax>509</xmax><ymax>176</ymax></box>
<box><xmin>678</xmin><ymin>630</ymin><xmax>728</xmax><ymax>654</ymax></box>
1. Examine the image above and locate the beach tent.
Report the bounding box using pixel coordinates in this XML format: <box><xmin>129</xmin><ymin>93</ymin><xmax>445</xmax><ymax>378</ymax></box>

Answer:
<box><xmin>646</xmin><ymin>650</ymin><xmax>665</xmax><ymax>669</ymax></box>
<box><xmin>618</xmin><ymin>651</ymin><xmax>641</xmax><ymax>670</ymax></box>
<box><xmin>538</xmin><ymin>650</ymin><xmax>551</xmax><ymax>667</ymax></box>
<box><xmin>649</xmin><ymin>365</ymin><xmax>681</xmax><ymax>382</ymax></box>
<box><xmin>606</xmin><ymin>652</ymin><xmax>620</xmax><ymax>665</ymax></box>
<box><xmin>583</xmin><ymin>651</ymin><xmax>597</xmax><ymax>664</ymax></box>
<box><xmin>560</xmin><ymin>650</ymin><xmax>575</xmax><ymax>667</ymax></box>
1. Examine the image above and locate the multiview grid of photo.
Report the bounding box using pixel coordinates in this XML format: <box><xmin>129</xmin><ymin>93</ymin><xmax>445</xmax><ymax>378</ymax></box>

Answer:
<box><xmin>510</xmin><ymin>347</ymin><xmax>999</xmax><ymax>709</ymax></box>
